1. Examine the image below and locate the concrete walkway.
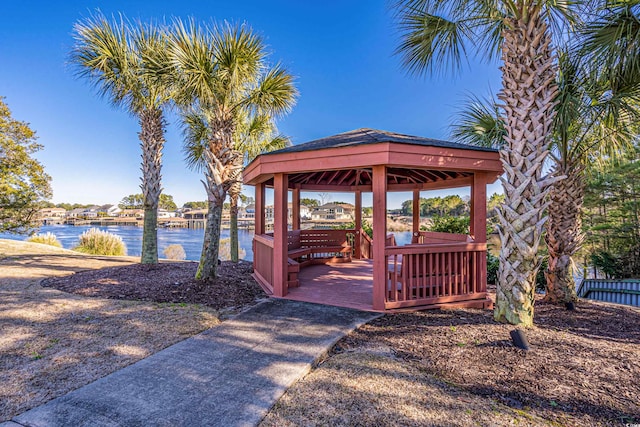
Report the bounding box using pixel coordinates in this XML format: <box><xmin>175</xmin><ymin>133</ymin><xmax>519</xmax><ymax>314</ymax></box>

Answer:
<box><xmin>4</xmin><ymin>300</ymin><xmax>378</xmax><ymax>427</ymax></box>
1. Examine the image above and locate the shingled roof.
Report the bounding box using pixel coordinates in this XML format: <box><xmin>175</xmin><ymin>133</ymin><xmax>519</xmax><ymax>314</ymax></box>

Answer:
<box><xmin>267</xmin><ymin>128</ymin><xmax>498</xmax><ymax>155</ymax></box>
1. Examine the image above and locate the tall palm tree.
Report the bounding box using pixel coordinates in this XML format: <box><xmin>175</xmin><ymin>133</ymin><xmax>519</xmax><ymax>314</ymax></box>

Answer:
<box><xmin>71</xmin><ymin>13</ymin><xmax>172</xmax><ymax>264</ymax></box>
<box><xmin>451</xmin><ymin>50</ymin><xmax>639</xmax><ymax>304</ymax></box>
<box><xmin>170</xmin><ymin>20</ymin><xmax>297</xmax><ymax>280</ymax></box>
<box><xmin>395</xmin><ymin>0</ymin><xmax>581</xmax><ymax>326</ymax></box>
<box><xmin>229</xmin><ymin>114</ymin><xmax>290</xmax><ymax>262</ymax></box>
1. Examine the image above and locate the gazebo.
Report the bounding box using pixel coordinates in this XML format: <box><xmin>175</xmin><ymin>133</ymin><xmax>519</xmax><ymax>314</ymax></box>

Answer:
<box><xmin>243</xmin><ymin>128</ymin><xmax>502</xmax><ymax>312</ymax></box>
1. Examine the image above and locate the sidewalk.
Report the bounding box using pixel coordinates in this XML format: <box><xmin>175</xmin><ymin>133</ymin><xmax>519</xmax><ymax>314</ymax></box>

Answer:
<box><xmin>4</xmin><ymin>299</ymin><xmax>378</xmax><ymax>427</ymax></box>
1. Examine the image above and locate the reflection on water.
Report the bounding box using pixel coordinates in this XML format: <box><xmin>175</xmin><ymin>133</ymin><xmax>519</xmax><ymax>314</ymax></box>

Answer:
<box><xmin>1</xmin><ymin>225</ymin><xmax>415</xmax><ymax>262</ymax></box>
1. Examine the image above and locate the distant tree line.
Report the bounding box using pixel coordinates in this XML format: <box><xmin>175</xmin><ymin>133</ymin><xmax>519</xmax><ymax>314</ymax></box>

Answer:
<box><xmin>119</xmin><ymin>193</ymin><xmax>177</xmax><ymax>211</ymax></box>
<box><xmin>584</xmin><ymin>146</ymin><xmax>640</xmax><ymax>279</ymax></box>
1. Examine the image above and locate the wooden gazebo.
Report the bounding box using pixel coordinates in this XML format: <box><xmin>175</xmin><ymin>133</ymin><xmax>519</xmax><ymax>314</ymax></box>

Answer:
<box><xmin>243</xmin><ymin>128</ymin><xmax>502</xmax><ymax>312</ymax></box>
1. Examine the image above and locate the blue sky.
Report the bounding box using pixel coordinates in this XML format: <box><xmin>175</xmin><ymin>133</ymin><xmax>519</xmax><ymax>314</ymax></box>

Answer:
<box><xmin>0</xmin><ymin>1</ymin><xmax>501</xmax><ymax>209</ymax></box>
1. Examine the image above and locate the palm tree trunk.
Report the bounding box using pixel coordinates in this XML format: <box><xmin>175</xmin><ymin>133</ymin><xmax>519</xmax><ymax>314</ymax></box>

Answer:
<box><xmin>195</xmin><ymin>123</ymin><xmax>237</xmax><ymax>279</ymax></box>
<box><xmin>196</xmin><ymin>197</ymin><xmax>223</xmax><ymax>280</ymax></box>
<box><xmin>229</xmin><ymin>190</ymin><xmax>239</xmax><ymax>262</ymax></box>
<box><xmin>228</xmin><ymin>153</ymin><xmax>244</xmax><ymax>263</ymax></box>
<box><xmin>494</xmin><ymin>10</ymin><xmax>559</xmax><ymax>326</ymax></box>
<box><xmin>544</xmin><ymin>158</ymin><xmax>584</xmax><ymax>303</ymax></box>
<box><xmin>139</xmin><ymin>108</ymin><xmax>165</xmax><ymax>264</ymax></box>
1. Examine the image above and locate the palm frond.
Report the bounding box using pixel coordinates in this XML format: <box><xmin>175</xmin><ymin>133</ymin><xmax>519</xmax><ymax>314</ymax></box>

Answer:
<box><xmin>181</xmin><ymin>111</ymin><xmax>210</xmax><ymax>172</ymax></box>
<box><xmin>580</xmin><ymin>5</ymin><xmax>640</xmax><ymax>78</ymax></box>
<box><xmin>168</xmin><ymin>18</ymin><xmax>218</xmax><ymax>107</ymax></box>
<box><xmin>395</xmin><ymin>6</ymin><xmax>473</xmax><ymax>76</ymax></box>
<box><xmin>245</xmin><ymin>64</ymin><xmax>298</xmax><ymax>117</ymax></box>
<box><xmin>449</xmin><ymin>93</ymin><xmax>505</xmax><ymax>148</ymax></box>
<box><xmin>71</xmin><ymin>11</ymin><xmax>137</xmax><ymax>110</ymax></box>
<box><xmin>132</xmin><ymin>19</ymin><xmax>175</xmax><ymax>108</ymax></box>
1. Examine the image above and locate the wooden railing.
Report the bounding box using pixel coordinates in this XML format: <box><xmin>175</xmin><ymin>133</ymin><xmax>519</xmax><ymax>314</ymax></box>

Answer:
<box><xmin>385</xmin><ymin>242</ymin><xmax>487</xmax><ymax>309</ymax></box>
<box><xmin>360</xmin><ymin>229</ymin><xmax>372</xmax><ymax>259</ymax></box>
<box><xmin>253</xmin><ymin>234</ymin><xmax>274</xmax><ymax>294</ymax></box>
<box><xmin>411</xmin><ymin>231</ymin><xmax>472</xmax><ymax>244</ymax></box>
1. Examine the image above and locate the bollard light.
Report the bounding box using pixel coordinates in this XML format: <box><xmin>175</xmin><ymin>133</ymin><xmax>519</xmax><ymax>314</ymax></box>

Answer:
<box><xmin>510</xmin><ymin>328</ymin><xmax>530</xmax><ymax>351</ymax></box>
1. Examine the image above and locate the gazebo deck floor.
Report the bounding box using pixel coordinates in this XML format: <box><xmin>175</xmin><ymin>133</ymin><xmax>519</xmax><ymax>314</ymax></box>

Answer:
<box><xmin>281</xmin><ymin>260</ymin><xmax>378</xmax><ymax>312</ymax></box>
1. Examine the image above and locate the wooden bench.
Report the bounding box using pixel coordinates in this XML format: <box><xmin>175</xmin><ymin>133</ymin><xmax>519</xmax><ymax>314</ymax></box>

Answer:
<box><xmin>286</xmin><ymin>230</ymin><xmax>352</xmax><ymax>287</ymax></box>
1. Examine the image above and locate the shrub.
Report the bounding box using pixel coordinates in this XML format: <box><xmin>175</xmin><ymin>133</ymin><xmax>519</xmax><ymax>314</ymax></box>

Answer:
<box><xmin>27</xmin><ymin>232</ymin><xmax>62</xmax><ymax>248</ymax></box>
<box><xmin>74</xmin><ymin>228</ymin><xmax>127</xmax><ymax>256</ymax></box>
<box><xmin>429</xmin><ymin>215</ymin><xmax>470</xmax><ymax>234</ymax></box>
<box><xmin>218</xmin><ymin>238</ymin><xmax>246</xmax><ymax>261</ymax></box>
<box><xmin>163</xmin><ymin>244</ymin><xmax>186</xmax><ymax>260</ymax></box>
<box><xmin>487</xmin><ymin>253</ymin><xmax>499</xmax><ymax>284</ymax></box>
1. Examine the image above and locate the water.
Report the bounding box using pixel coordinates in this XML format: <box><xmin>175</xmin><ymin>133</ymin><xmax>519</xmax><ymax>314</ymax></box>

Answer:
<box><xmin>1</xmin><ymin>225</ymin><xmax>414</xmax><ymax>261</ymax></box>
<box><xmin>1</xmin><ymin>225</ymin><xmax>255</xmax><ymax>261</ymax></box>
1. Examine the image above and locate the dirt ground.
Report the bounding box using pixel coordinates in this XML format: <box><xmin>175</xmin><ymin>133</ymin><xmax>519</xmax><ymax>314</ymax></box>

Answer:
<box><xmin>0</xmin><ymin>239</ymin><xmax>264</xmax><ymax>422</ymax></box>
<box><xmin>262</xmin><ymin>297</ymin><xmax>640</xmax><ymax>427</ymax></box>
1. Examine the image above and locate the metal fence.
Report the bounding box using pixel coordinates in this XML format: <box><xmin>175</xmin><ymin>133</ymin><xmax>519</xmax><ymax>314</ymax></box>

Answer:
<box><xmin>577</xmin><ymin>279</ymin><xmax>640</xmax><ymax>307</ymax></box>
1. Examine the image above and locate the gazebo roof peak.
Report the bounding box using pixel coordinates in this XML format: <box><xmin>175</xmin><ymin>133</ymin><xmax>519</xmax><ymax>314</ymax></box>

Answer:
<box><xmin>267</xmin><ymin>128</ymin><xmax>497</xmax><ymax>155</ymax></box>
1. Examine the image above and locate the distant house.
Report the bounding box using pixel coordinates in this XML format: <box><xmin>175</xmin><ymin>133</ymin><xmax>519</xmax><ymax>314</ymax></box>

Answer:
<box><xmin>265</xmin><ymin>205</ymin><xmax>275</xmax><ymax>222</ymax></box>
<box><xmin>157</xmin><ymin>209</ymin><xmax>176</xmax><ymax>219</ymax></box>
<box><xmin>82</xmin><ymin>206</ymin><xmax>99</xmax><ymax>218</ymax></box>
<box><xmin>119</xmin><ymin>209</ymin><xmax>144</xmax><ymax>218</ymax></box>
<box><xmin>98</xmin><ymin>204</ymin><xmax>122</xmax><ymax>217</ymax></box>
<box><xmin>311</xmin><ymin>203</ymin><xmax>355</xmax><ymax>221</ymax></box>
<box><xmin>263</xmin><ymin>203</ymin><xmax>311</xmax><ymax>221</ymax></box>
<box><xmin>299</xmin><ymin>204</ymin><xmax>311</xmax><ymax>220</ymax></box>
<box><xmin>66</xmin><ymin>208</ymin><xmax>86</xmax><ymax>219</ymax></box>
<box><xmin>240</xmin><ymin>204</ymin><xmax>255</xmax><ymax>220</ymax></box>
<box><xmin>38</xmin><ymin>207</ymin><xmax>67</xmax><ymax>219</ymax></box>
<box><xmin>183</xmin><ymin>209</ymin><xmax>207</xmax><ymax>220</ymax></box>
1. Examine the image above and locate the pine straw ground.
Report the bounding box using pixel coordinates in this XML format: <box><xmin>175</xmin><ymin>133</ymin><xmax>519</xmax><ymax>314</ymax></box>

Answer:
<box><xmin>2</xmin><ymin>239</ymin><xmax>639</xmax><ymax>426</ymax></box>
<box><xmin>262</xmin><ymin>297</ymin><xmax>640</xmax><ymax>427</ymax></box>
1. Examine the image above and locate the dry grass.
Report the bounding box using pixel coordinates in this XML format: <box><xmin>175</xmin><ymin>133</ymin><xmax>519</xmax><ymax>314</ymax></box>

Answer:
<box><xmin>0</xmin><ymin>239</ymin><xmax>220</xmax><ymax>422</ymax></box>
<box><xmin>262</xmin><ymin>350</ymin><xmax>553</xmax><ymax>427</ymax></box>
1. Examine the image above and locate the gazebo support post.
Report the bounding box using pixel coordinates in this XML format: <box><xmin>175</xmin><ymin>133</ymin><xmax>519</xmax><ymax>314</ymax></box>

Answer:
<box><xmin>372</xmin><ymin>165</ymin><xmax>387</xmax><ymax>311</ymax></box>
<box><xmin>255</xmin><ymin>183</ymin><xmax>265</xmax><ymax>235</ymax></box>
<box><xmin>273</xmin><ymin>173</ymin><xmax>289</xmax><ymax>297</ymax></box>
<box><xmin>292</xmin><ymin>187</ymin><xmax>300</xmax><ymax>230</ymax></box>
<box><xmin>471</xmin><ymin>172</ymin><xmax>488</xmax><ymax>292</ymax></box>
<box><xmin>412</xmin><ymin>189</ymin><xmax>420</xmax><ymax>242</ymax></box>
<box><xmin>471</xmin><ymin>172</ymin><xmax>487</xmax><ymax>243</ymax></box>
<box><xmin>355</xmin><ymin>190</ymin><xmax>362</xmax><ymax>259</ymax></box>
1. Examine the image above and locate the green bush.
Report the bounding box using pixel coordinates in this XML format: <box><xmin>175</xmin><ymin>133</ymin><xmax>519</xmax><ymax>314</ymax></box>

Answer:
<box><xmin>487</xmin><ymin>253</ymin><xmax>499</xmax><ymax>284</ymax></box>
<box><xmin>74</xmin><ymin>228</ymin><xmax>127</xmax><ymax>256</ymax></box>
<box><xmin>27</xmin><ymin>232</ymin><xmax>62</xmax><ymax>248</ymax></box>
<box><xmin>429</xmin><ymin>215</ymin><xmax>469</xmax><ymax>234</ymax></box>
<box><xmin>163</xmin><ymin>244</ymin><xmax>186</xmax><ymax>260</ymax></box>
<box><xmin>335</xmin><ymin>219</ymin><xmax>373</xmax><ymax>238</ymax></box>
<box><xmin>218</xmin><ymin>238</ymin><xmax>245</xmax><ymax>261</ymax></box>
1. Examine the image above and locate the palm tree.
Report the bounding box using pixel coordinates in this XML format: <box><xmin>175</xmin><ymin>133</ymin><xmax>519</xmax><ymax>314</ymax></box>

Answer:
<box><xmin>71</xmin><ymin>13</ymin><xmax>173</xmax><ymax>264</ymax></box>
<box><xmin>184</xmin><ymin>113</ymin><xmax>290</xmax><ymax>262</ymax></box>
<box><xmin>395</xmin><ymin>0</ymin><xmax>582</xmax><ymax>325</ymax></box>
<box><xmin>451</xmin><ymin>50</ymin><xmax>639</xmax><ymax>305</ymax></box>
<box><xmin>170</xmin><ymin>20</ymin><xmax>297</xmax><ymax>279</ymax></box>
<box><xmin>229</xmin><ymin>114</ymin><xmax>290</xmax><ymax>262</ymax></box>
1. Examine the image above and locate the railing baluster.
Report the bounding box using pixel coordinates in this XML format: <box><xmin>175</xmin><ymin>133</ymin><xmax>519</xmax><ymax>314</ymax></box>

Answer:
<box><xmin>383</xmin><ymin>243</ymin><xmax>488</xmax><ymax>309</ymax></box>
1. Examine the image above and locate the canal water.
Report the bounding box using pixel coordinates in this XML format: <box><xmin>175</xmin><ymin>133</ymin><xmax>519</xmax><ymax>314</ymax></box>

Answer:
<box><xmin>1</xmin><ymin>225</ymin><xmax>413</xmax><ymax>262</ymax></box>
